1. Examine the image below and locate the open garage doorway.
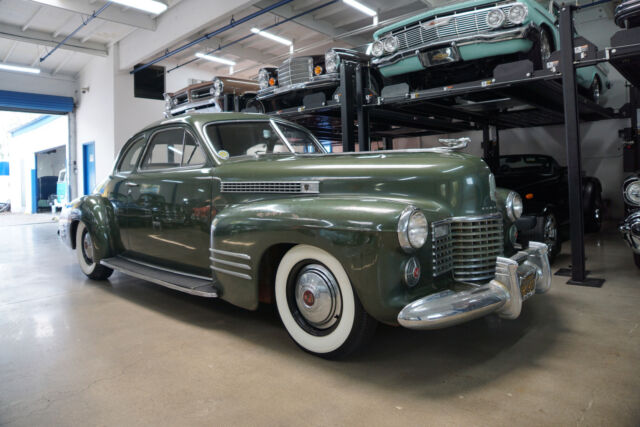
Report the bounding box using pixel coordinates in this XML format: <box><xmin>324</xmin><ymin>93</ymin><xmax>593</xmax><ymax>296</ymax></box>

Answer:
<box><xmin>34</xmin><ymin>145</ymin><xmax>66</xmax><ymax>212</ymax></box>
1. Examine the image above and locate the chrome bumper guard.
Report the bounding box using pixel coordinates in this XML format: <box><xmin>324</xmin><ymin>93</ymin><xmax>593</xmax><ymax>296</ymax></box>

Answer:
<box><xmin>620</xmin><ymin>211</ymin><xmax>640</xmax><ymax>254</ymax></box>
<box><xmin>398</xmin><ymin>241</ymin><xmax>551</xmax><ymax>330</ymax></box>
<box><xmin>256</xmin><ymin>74</ymin><xmax>340</xmax><ymax>100</ymax></box>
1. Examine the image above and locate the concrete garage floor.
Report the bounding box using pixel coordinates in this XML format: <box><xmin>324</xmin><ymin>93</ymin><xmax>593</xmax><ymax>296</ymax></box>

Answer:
<box><xmin>1</xmin><ymin>219</ymin><xmax>639</xmax><ymax>426</ymax></box>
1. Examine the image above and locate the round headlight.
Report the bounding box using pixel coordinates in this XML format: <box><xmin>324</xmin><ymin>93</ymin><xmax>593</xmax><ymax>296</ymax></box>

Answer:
<box><xmin>371</xmin><ymin>40</ymin><xmax>385</xmax><ymax>57</ymax></box>
<box><xmin>171</xmin><ymin>97</ymin><xmax>178</xmax><ymax>106</ymax></box>
<box><xmin>506</xmin><ymin>191</ymin><xmax>523</xmax><ymax>221</ymax></box>
<box><xmin>625</xmin><ymin>180</ymin><xmax>640</xmax><ymax>206</ymax></box>
<box><xmin>398</xmin><ymin>206</ymin><xmax>428</xmax><ymax>252</ymax></box>
<box><xmin>487</xmin><ymin>9</ymin><xmax>506</xmax><ymax>28</ymax></box>
<box><xmin>258</xmin><ymin>69</ymin><xmax>270</xmax><ymax>90</ymax></box>
<box><xmin>164</xmin><ymin>94</ymin><xmax>171</xmax><ymax>110</ymax></box>
<box><xmin>325</xmin><ymin>50</ymin><xmax>339</xmax><ymax>73</ymax></box>
<box><xmin>212</xmin><ymin>78</ymin><xmax>224</xmax><ymax>96</ymax></box>
<box><xmin>508</xmin><ymin>3</ymin><xmax>528</xmax><ymax>24</ymax></box>
<box><xmin>383</xmin><ymin>36</ymin><xmax>399</xmax><ymax>53</ymax></box>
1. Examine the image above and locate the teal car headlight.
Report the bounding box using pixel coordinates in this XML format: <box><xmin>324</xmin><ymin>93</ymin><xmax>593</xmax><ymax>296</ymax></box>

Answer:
<box><xmin>383</xmin><ymin>36</ymin><xmax>399</xmax><ymax>53</ymax></box>
<box><xmin>487</xmin><ymin>8</ymin><xmax>506</xmax><ymax>28</ymax></box>
<box><xmin>506</xmin><ymin>192</ymin><xmax>523</xmax><ymax>221</ymax></box>
<box><xmin>398</xmin><ymin>206</ymin><xmax>428</xmax><ymax>252</ymax></box>
<box><xmin>372</xmin><ymin>40</ymin><xmax>384</xmax><ymax>57</ymax></box>
<box><xmin>508</xmin><ymin>3</ymin><xmax>528</xmax><ymax>24</ymax></box>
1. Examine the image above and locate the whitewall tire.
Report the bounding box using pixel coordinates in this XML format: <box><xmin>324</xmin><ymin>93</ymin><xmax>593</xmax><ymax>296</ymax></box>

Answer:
<box><xmin>275</xmin><ymin>244</ymin><xmax>376</xmax><ymax>358</ymax></box>
<box><xmin>75</xmin><ymin>222</ymin><xmax>113</xmax><ymax>280</ymax></box>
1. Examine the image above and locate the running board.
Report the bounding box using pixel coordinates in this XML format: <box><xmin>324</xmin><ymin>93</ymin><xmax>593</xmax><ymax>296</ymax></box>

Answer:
<box><xmin>100</xmin><ymin>256</ymin><xmax>219</xmax><ymax>298</ymax></box>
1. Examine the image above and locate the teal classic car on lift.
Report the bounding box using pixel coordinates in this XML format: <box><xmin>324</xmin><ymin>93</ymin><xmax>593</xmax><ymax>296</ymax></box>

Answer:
<box><xmin>371</xmin><ymin>0</ymin><xmax>609</xmax><ymax>101</ymax></box>
<box><xmin>59</xmin><ymin>113</ymin><xmax>551</xmax><ymax>358</ymax></box>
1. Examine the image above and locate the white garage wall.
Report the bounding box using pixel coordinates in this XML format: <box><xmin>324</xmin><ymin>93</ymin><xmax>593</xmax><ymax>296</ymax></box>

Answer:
<box><xmin>8</xmin><ymin>115</ymin><xmax>68</xmax><ymax>213</ymax></box>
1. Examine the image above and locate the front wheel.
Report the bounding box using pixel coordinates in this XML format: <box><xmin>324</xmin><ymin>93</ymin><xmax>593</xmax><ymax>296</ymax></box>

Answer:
<box><xmin>275</xmin><ymin>245</ymin><xmax>377</xmax><ymax>359</ymax></box>
<box><xmin>529</xmin><ymin>27</ymin><xmax>553</xmax><ymax>70</ymax></box>
<box><xmin>75</xmin><ymin>222</ymin><xmax>113</xmax><ymax>280</ymax></box>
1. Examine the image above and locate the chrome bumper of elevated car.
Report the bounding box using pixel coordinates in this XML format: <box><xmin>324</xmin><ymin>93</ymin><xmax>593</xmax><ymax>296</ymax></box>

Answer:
<box><xmin>256</xmin><ymin>75</ymin><xmax>340</xmax><ymax>101</ymax></box>
<box><xmin>373</xmin><ymin>24</ymin><xmax>535</xmax><ymax>69</ymax></box>
<box><xmin>398</xmin><ymin>241</ymin><xmax>551</xmax><ymax>330</ymax></box>
<box><xmin>620</xmin><ymin>211</ymin><xmax>640</xmax><ymax>254</ymax></box>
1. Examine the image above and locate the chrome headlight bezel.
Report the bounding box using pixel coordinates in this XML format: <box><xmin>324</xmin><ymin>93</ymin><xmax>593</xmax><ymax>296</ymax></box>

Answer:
<box><xmin>163</xmin><ymin>93</ymin><xmax>171</xmax><ymax>111</ymax></box>
<box><xmin>508</xmin><ymin>3</ymin><xmax>528</xmax><ymax>24</ymax></box>
<box><xmin>489</xmin><ymin>173</ymin><xmax>497</xmax><ymax>202</ymax></box>
<box><xmin>486</xmin><ymin>8</ymin><xmax>506</xmax><ymax>28</ymax></box>
<box><xmin>371</xmin><ymin>40</ymin><xmax>385</xmax><ymax>57</ymax></box>
<box><xmin>624</xmin><ymin>179</ymin><xmax>640</xmax><ymax>206</ymax></box>
<box><xmin>398</xmin><ymin>206</ymin><xmax>429</xmax><ymax>252</ymax></box>
<box><xmin>325</xmin><ymin>50</ymin><xmax>339</xmax><ymax>73</ymax></box>
<box><xmin>506</xmin><ymin>191</ymin><xmax>523</xmax><ymax>221</ymax></box>
<box><xmin>383</xmin><ymin>36</ymin><xmax>399</xmax><ymax>53</ymax></box>
<box><xmin>212</xmin><ymin>78</ymin><xmax>224</xmax><ymax>97</ymax></box>
<box><xmin>258</xmin><ymin>68</ymin><xmax>270</xmax><ymax>90</ymax></box>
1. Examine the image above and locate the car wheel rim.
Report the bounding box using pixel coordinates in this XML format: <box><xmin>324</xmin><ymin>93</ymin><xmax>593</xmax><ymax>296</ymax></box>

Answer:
<box><xmin>593</xmin><ymin>82</ymin><xmax>600</xmax><ymax>101</ymax></box>
<box><xmin>540</xmin><ymin>30</ymin><xmax>552</xmax><ymax>62</ymax></box>
<box><xmin>290</xmin><ymin>263</ymin><xmax>342</xmax><ymax>333</ymax></box>
<box><xmin>82</xmin><ymin>230</ymin><xmax>94</xmax><ymax>264</ymax></box>
<box><xmin>544</xmin><ymin>214</ymin><xmax>557</xmax><ymax>254</ymax></box>
<box><xmin>594</xmin><ymin>207</ymin><xmax>601</xmax><ymax>225</ymax></box>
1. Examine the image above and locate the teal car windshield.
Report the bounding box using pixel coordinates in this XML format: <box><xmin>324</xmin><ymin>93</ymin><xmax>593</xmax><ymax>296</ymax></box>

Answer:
<box><xmin>205</xmin><ymin>120</ymin><xmax>326</xmax><ymax>158</ymax></box>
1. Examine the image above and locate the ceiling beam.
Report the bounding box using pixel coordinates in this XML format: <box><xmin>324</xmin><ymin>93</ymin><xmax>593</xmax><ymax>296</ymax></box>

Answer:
<box><xmin>53</xmin><ymin>51</ymin><xmax>74</xmax><ymax>74</ymax></box>
<box><xmin>2</xmin><ymin>41</ymin><xmax>18</xmax><ymax>62</ymax></box>
<box><xmin>52</xmin><ymin>15</ymin><xmax>76</xmax><ymax>38</ymax></box>
<box><xmin>253</xmin><ymin>1</ymin><xmax>369</xmax><ymax>47</ymax></box>
<box><xmin>22</xmin><ymin>6</ymin><xmax>44</xmax><ymax>32</ymax></box>
<box><xmin>199</xmin><ymin>37</ymin><xmax>279</xmax><ymax>66</ymax></box>
<box><xmin>80</xmin><ymin>20</ymin><xmax>105</xmax><ymax>43</ymax></box>
<box><xmin>0</xmin><ymin>23</ymin><xmax>108</xmax><ymax>57</ymax></box>
<box><xmin>25</xmin><ymin>0</ymin><xmax>157</xmax><ymax>31</ymax></box>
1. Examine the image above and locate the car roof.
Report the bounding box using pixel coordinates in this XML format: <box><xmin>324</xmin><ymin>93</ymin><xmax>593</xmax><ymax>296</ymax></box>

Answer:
<box><xmin>139</xmin><ymin>112</ymin><xmax>274</xmax><ymax>133</ymax></box>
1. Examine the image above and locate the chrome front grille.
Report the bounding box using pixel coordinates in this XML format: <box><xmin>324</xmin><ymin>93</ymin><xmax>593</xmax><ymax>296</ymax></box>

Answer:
<box><xmin>431</xmin><ymin>214</ymin><xmax>503</xmax><ymax>283</ymax></box>
<box><xmin>191</xmin><ymin>85</ymin><xmax>213</xmax><ymax>100</ymax></box>
<box><xmin>174</xmin><ymin>92</ymin><xmax>189</xmax><ymax>106</ymax></box>
<box><xmin>277</xmin><ymin>57</ymin><xmax>312</xmax><ymax>87</ymax></box>
<box><xmin>391</xmin><ymin>4</ymin><xmax>517</xmax><ymax>52</ymax></box>
<box><xmin>221</xmin><ymin>181</ymin><xmax>319</xmax><ymax>194</ymax></box>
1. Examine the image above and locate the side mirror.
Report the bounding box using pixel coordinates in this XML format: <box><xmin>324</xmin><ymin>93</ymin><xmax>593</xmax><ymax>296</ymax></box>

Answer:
<box><xmin>438</xmin><ymin>137</ymin><xmax>469</xmax><ymax>150</ymax></box>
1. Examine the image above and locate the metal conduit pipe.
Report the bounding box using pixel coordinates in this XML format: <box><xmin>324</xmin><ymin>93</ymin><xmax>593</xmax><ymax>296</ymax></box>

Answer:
<box><xmin>167</xmin><ymin>0</ymin><xmax>339</xmax><ymax>73</ymax></box>
<box><xmin>130</xmin><ymin>0</ymin><xmax>296</xmax><ymax>74</ymax></box>
<box><xmin>41</xmin><ymin>2</ymin><xmax>112</xmax><ymax>63</ymax></box>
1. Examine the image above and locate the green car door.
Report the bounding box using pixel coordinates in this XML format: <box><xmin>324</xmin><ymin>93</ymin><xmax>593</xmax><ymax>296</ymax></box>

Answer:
<box><xmin>125</xmin><ymin>125</ymin><xmax>215</xmax><ymax>277</ymax></box>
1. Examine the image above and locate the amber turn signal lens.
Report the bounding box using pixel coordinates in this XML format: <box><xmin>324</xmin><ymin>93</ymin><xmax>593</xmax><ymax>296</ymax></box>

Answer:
<box><xmin>314</xmin><ymin>65</ymin><xmax>323</xmax><ymax>75</ymax></box>
<box><xmin>525</xmin><ymin>193</ymin><xmax>534</xmax><ymax>200</ymax></box>
<box><xmin>268</xmin><ymin>77</ymin><xmax>276</xmax><ymax>86</ymax></box>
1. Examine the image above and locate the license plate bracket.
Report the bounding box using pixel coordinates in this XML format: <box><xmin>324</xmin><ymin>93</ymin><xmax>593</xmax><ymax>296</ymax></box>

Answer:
<box><xmin>418</xmin><ymin>45</ymin><xmax>461</xmax><ymax>67</ymax></box>
<box><xmin>520</xmin><ymin>272</ymin><xmax>536</xmax><ymax>300</ymax></box>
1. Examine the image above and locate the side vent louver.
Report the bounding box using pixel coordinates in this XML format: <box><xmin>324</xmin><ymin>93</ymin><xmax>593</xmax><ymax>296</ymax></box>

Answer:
<box><xmin>221</xmin><ymin>181</ymin><xmax>319</xmax><ymax>194</ymax></box>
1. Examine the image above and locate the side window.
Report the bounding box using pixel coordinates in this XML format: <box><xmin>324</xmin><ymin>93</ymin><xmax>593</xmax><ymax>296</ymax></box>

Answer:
<box><xmin>205</xmin><ymin>122</ymin><xmax>287</xmax><ymax>157</ymax></box>
<box><xmin>182</xmin><ymin>131</ymin><xmax>207</xmax><ymax>167</ymax></box>
<box><xmin>117</xmin><ymin>137</ymin><xmax>146</xmax><ymax>173</ymax></box>
<box><xmin>141</xmin><ymin>128</ymin><xmax>184</xmax><ymax>170</ymax></box>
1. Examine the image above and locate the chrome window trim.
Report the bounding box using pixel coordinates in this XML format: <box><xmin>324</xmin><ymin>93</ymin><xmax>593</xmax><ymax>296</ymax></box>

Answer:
<box><xmin>136</xmin><ymin>125</ymin><xmax>210</xmax><ymax>174</ymax></box>
<box><xmin>114</xmin><ymin>135</ymin><xmax>146</xmax><ymax>175</ymax></box>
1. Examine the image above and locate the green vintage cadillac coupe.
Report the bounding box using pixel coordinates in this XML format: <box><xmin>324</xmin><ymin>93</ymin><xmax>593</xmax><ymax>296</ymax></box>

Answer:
<box><xmin>371</xmin><ymin>0</ymin><xmax>609</xmax><ymax>101</ymax></box>
<box><xmin>59</xmin><ymin>113</ymin><xmax>551</xmax><ymax>358</ymax></box>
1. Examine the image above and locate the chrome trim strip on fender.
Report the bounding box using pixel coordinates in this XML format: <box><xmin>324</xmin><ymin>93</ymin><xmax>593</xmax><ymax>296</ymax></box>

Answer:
<box><xmin>119</xmin><ymin>256</ymin><xmax>213</xmax><ymax>281</ymax></box>
<box><xmin>210</xmin><ymin>248</ymin><xmax>251</xmax><ymax>260</ymax></box>
<box><xmin>210</xmin><ymin>265</ymin><xmax>252</xmax><ymax>280</ymax></box>
<box><xmin>209</xmin><ymin>256</ymin><xmax>251</xmax><ymax>271</ymax></box>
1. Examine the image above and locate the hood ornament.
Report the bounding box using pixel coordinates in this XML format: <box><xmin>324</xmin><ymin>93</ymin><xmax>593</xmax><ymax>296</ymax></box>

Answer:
<box><xmin>438</xmin><ymin>137</ymin><xmax>469</xmax><ymax>150</ymax></box>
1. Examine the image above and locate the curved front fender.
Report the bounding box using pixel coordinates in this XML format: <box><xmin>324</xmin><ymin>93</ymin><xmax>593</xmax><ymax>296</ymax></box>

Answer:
<box><xmin>66</xmin><ymin>195</ymin><xmax>122</xmax><ymax>261</ymax></box>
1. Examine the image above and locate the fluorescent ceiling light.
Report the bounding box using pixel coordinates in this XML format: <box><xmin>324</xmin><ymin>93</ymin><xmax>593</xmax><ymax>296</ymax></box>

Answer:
<box><xmin>110</xmin><ymin>0</ymin><xmax>167</xmax><ymax>15</ymax></box>
<box><xmin>343</xmin><ymin>0</ymin><xmax>376</xmax><ymax>16</ymax></box>
<box><xmin>195</xmin><ymin>53</ymin><xmax>236</xmax><ymax>66</ymax></box>
<box><xmin>250</xmin><ymin>28</ymin><xmax>292</xmax><ymax>46</ymax></box>
<box><xmin>0</xmin><ymin>63</ymin><xmax>41</xmax><ymax>74</ymax></box>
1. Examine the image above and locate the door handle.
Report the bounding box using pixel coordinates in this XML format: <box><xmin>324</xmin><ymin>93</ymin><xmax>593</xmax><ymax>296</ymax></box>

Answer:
<box><xmin>125</xmin><ymin>181</ymin><xmax>139</xmax><ymax>187</ymax></box>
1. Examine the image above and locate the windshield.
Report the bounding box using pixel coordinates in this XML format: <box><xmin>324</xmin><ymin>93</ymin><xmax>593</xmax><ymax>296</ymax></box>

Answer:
<box><xmin>499</xmin><ymin>155</ymin><xmax>554</xmax><ymax>174</ymax></box>
<box><xmin>204</xmin><ymin>120</ymin><xmax>325</xmax><ymax>158</ymax></box>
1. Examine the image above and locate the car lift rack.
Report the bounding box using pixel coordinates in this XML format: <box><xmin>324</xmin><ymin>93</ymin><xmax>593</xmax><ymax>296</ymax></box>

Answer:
<box><xmin>266</xmin><ymin>5</ymin><xmax>640</xmax><ymax>287</ymax></box>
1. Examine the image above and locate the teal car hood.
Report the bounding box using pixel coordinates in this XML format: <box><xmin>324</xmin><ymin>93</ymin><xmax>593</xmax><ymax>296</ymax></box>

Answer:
<box><xmin>215</xmin><ymin>151</ymin><xmax>497</xmax><ymax>217</ymax></box>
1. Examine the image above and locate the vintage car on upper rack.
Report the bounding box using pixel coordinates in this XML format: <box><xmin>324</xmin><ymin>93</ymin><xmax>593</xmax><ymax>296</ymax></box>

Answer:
<box><xmin>495</xmin><ymin>154</ymin><xmax>603</xmax><ymax>263</ymax></box>
<box><xmin>164</xmin><ymin>76</ymin><xmax>259</xmax><ymax>117</ymax></box>
<box><xmin>370</xmin><ymin>0</ymin><xmax>610</xmax><ymax>102</ymax></box>
<box><xmin>620</xmin><ymin>174</ymin><xmax>640</xmax><ymax>268</ymax></box>
<box><xmin>58</xmin><ymin>113</ymin><xmax>551</xmax><ymax>359</ymax></box>
<box><xmin>615</xmin><ymin>0</ymin><xmax>640</xmax><ymax>28</ymax></box>
<box><xmin>255</xmin><ymin>48</ymin><xmax>379</xmax><ymax>111</ymax></box>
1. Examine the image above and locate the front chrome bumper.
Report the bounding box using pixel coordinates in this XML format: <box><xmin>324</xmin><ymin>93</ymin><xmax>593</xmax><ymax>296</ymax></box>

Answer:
<box><xmin>373</xmin><ymin>24</ymin><xmax>534</xmax><ymax>69</ymax></box>
<box><xmin>620</xmin><ymin>211</ymin><xmax>640</xmax><ymax>255</ymax></box>
<box><xmin>398</xmin><ymin>241</ymin><xmax>551</xmax><ymax>330</ymax></box>
<box><xmin>256</xmin><ymin>74</ymin><xmax>340</xmax><ymax>101</ymax></box>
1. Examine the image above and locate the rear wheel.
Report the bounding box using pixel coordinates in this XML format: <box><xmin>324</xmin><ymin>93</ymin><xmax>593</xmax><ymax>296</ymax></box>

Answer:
<box><xmin>75</xmin><ymin>222</ymin><xmax>113</xmax><ymax>280</ymax></box>
<box><xmin>274</xmin><ymin>244</ymin><xmax>377</xmax><ymax>359</ymax></box>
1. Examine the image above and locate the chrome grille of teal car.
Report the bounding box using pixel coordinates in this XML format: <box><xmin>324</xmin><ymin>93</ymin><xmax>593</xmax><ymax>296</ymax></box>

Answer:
<box><xmin>391</xmin><ymin>5</ymin><xmax>517</xmax><ymax>52</ymax></box>
<box><xmin>277</xmin><ymin>57</ymin><xmax>312</xmax><ymax>87</ymax></box>
<box><xmin>432</xmin><ymin>214</ymin><xmax>503</xmax><ymax>283</ymax></box>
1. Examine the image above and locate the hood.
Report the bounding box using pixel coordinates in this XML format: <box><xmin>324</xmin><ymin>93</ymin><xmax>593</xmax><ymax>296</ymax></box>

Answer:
<box><xmin>215</xmin><ymin>150</ymin><xmax>497</xmax><ymax>218</ymax></box>
<box><xmin>374</xmin><ymin>0</ymin><xmax>508</xmax><ymax>39</ymax></box>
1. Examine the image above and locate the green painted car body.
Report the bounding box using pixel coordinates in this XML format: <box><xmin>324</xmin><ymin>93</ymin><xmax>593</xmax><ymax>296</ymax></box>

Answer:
<box><xmin>372</xmin><ymin>0</ymin><xmax>609</xmax><ymax>94</ymax></box>
<box><xmin>60</xmin><ymin>113</ymin><xmax>530</xmax><ymax>326</ymax></box>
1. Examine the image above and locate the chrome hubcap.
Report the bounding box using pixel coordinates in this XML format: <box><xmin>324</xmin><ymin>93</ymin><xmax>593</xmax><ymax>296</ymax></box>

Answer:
<box><xmin>83</xmin><ymin>231</ymin><xmax>94</xmax><ymax>263</ymax></box>
<box><xmin>294</xmin><ymin>264</ymin><xmax>341</xmax><ymax>330</ymax></box>
<box><xmin>544</xmin><ymin>214</ymin><xmax>557</xmax><ymax>253</ymax></box>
